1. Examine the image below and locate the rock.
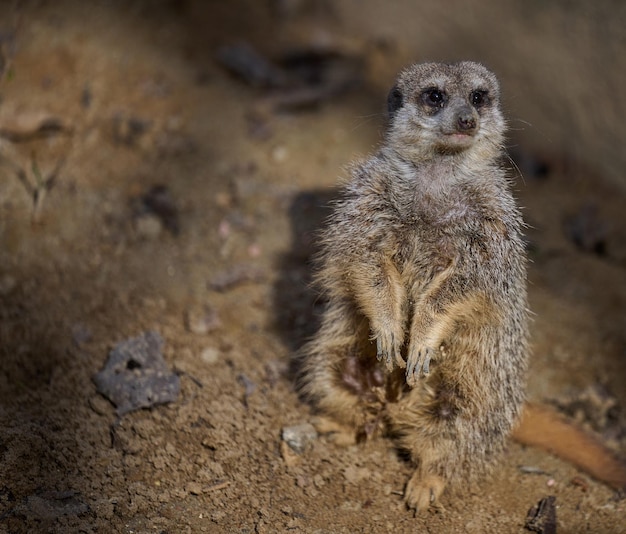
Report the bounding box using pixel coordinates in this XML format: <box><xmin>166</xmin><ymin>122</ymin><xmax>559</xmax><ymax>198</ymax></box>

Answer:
<box><xmin>281</xmin><ymin>422</ymin><xmax>318</xmax><ymax>454</ymax></box>
<box><xmin>93</xmin><ymin>331</ymin><xmax>180</xmax><ymax>415</ymax></box>
<box><xmin>525</xmin><ymin>495</ymin><xmax>557</xmax><ymax>534</ymax></box>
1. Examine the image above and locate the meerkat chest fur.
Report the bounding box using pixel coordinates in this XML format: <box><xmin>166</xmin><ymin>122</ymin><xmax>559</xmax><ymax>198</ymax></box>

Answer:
<box><xmin>348</xmin><ymin>149</ymin><xmax>519</xmax><ymax>307</ymax></box>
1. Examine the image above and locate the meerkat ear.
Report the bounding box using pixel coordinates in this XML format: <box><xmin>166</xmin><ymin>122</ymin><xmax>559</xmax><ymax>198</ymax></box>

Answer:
<box><xmin>387</xmin><ymin>85</ymin><xmax>403</xmax><ymax>117</ymax></box>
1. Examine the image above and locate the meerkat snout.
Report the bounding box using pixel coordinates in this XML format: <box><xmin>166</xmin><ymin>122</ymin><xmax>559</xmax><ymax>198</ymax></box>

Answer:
<box><xmin>456</xmin><ymin>106</ymin><xmax>477</xmax><ymax>133</ymax></box>
<box><xmin>439</xmin><ymin>101</ymin><xmax>479</xmax><ymax>136</ymax></box>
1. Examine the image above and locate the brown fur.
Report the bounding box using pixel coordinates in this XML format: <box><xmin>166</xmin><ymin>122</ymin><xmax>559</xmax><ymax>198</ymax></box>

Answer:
<box><xmin>297</xmin><ymin>61</ymin><xmax>626</xmax><ymax>513</ymax></box>
<box><xmin>513</xmin><ymin>403</ymin><xmax>626</xmax><ymax>491</ymax></box>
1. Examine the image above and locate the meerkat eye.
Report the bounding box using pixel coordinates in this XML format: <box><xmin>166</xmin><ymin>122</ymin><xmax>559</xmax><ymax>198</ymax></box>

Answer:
<box><xmin>422</xmin><ymin>88</ymin><xmax>445</xmax><ymax>108</ymax></box>
<box><xmin>471</xmin><ymin>90</ymin><xmax>489</xmax><ymax>108</ymax></box>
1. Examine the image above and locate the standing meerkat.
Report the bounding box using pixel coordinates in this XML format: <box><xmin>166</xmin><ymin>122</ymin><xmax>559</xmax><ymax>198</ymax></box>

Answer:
<box><xmin>298</xmin><ymin>61</ymin><xmax>626</xmax><ymax>512</ymax></box>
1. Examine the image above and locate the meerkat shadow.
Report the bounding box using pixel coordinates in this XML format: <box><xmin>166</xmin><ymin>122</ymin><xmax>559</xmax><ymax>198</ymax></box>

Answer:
<box><xmin>271</xmin><ymin>189</ymin><xmax>338</xmax><ymax>381</ymax></box>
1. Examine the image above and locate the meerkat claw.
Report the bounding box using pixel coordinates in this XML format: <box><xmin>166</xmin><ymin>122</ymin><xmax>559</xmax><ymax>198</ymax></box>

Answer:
<box><xmin>375</xmin><ymin>337</ymin><xmax>389</xmax><ymax>368</ymax></box>
<box><xmin>376</xmin><ymin>333</ymin><xmax>403</xmax><ymax>371</ymax></box>
<box><xmin>405</xmin><ymin>359</ymin><xmax>418</xmax><ymax>385</ymax></box>
<box><xmin>376</xmin><ymin>337</ymin><xmax>384</xmax><ymax>360</ymax></box>
<box><xmin>376</xmin><ymin>337</ymin><xmax>393</xmax><ymax>372</ymax></box>
<box><xmin>406</xmin><ymin>347</ymin><xmax>432</xmax><ymax>386</ymax></box>
<box><xmin>394</xmin><ymin>349</ymin><xmax>406</xmax><ymax>369</ymax></box>
<box><xmin>422</xmin><ymin>348</ymin><xmax>432</xmax><ymax>375</ymax></box>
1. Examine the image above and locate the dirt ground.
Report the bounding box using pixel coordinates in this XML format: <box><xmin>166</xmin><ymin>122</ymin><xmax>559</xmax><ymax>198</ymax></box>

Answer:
<box><xmin>0</xmin><ymin>1</ymin><xmax>625</xmax><ymax>532</ymax></box>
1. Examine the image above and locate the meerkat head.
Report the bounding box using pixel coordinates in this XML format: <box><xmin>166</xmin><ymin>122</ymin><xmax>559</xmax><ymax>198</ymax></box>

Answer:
<box><xmin>385</xmin><ymin>61</ymin><xmax>505</xmax><ymax>163</ymax></box>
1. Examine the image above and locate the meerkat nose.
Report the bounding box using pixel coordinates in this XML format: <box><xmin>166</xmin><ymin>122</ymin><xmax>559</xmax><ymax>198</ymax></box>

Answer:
<box><xmin>457</xmin><ymin>113</ymin><xmax>477</xmax><ymax>132</ymax></box>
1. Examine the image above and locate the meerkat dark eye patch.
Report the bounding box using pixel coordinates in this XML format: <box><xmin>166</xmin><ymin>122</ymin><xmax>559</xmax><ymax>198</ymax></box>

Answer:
<box><xmin>387</xmin><ymin>85</ymin><xmax>404</xmax><ymax>116</ymax></box>
<box><xmin>421</xmin><ymin>88</ymin><xmax>446</xmax><ymax>108</ymax></box>
<box><xmin>470</xmin><ymin>90</ymin><xmax>489</xmax><ymax>108</ymax></box>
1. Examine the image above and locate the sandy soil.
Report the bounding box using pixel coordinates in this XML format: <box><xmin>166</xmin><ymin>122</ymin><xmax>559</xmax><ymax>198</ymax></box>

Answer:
<box><xmin>0</xmin><ymin>1</ymin><xmax>625</xmax><ymax>532</ymax></box>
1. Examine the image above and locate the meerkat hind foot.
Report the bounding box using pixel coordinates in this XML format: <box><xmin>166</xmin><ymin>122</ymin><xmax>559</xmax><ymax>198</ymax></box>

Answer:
<box><xmin>310</xmin><ymin>416</ymin><xmax>357</xmax><ymax>446</ymax></box>
<box><xmin>404</xmin><ymin>472</ymin><xmax>446</xmax><ymax>514</ymax></box>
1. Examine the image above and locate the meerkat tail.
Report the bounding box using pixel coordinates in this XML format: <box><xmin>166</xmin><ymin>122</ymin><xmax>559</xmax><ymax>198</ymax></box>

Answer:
<box><xmin>512</xmin><ymin>402</ymin><xmax>626</xmax><ymax>491</ymax></box>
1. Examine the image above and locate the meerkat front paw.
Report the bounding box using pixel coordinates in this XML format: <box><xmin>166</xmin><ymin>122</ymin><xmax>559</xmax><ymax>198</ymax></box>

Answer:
<box><xmin>405</xmin><ymin>345</ymin><xmax>433</xmax><ymax>387</ymax></box>
<box><xmin>374</xmin><ymin>331</ymin><xmax>405</xmax><ymax>372</ymax></box>
<box><xmin>404</xmin><ymin>471</ymin><xmax>446</xmax><ymax>514</ymax></box>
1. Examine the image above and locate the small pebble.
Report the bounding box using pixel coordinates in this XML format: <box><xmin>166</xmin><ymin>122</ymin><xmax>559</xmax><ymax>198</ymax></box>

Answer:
<box><xmin>518</xmin><ymin>465</ymin><xmax>550</xmax><ymax>475</ymax></box>
<box><xmin>271</xmin><ymin>145</ymin><xmax>288</xmax><ymax>163</ymax></box>
<box><xmin>92</xmin><ymin>331</ymin><xmax>179</xmax><ymax>415</ymax></box>
<box><xmin>200</xmin><ymin>347</ymin><xmax>220</xmax><ymax>364</ymax></box>
<box><xmin>281</xmin><ymin>423</ymin><xmax>318</xmax><ymax>454</ymax></box>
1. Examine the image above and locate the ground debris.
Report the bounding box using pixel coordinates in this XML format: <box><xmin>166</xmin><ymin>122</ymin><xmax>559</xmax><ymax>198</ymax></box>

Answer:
<box><xmin>518</xmin><ymin>465</ymin><xmax>551</xmax><ymax>476</ymax></box>
<box><xmin>93</xmin><ymin>331</ymin><xmax>180</xmax><ymax>416</ymax></box>
<box><xmin>0</xmin><ymin>111</ymin><xmax>72</xmax><ymax>142</ymax></box>
<box><xmin>524</xmin><ymin>496</ymin><xmax>557</xmax><ymax>534</ymax></box>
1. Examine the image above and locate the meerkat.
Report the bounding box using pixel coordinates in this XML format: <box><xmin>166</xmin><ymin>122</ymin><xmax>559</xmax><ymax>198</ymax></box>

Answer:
<box><xmin>298</xmin><ymin>61</ymin><xmax>626</xmax><ymax>512</ymax></box>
